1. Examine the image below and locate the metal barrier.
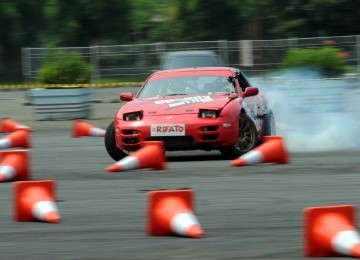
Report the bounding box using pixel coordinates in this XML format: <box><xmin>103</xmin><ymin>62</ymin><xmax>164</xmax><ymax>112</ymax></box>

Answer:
<box><xmin>29</xmin><ymin>88</ymin><xmax>92</xmax><ymax>120</ymax></box>
<box><xmin>22</xmin><ymin>35</ymin><xmax>360</xmax><ymax>83</ymax></box>
<box><xmin>0</xmin><ymin>82</ymin><xmax>143</xmax><ymax>89</ymax></box>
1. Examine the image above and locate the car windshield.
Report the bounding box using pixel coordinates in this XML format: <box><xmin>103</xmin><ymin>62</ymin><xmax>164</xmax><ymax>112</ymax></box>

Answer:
<box><xmin>162</xmin><ymin>56</ymin><xmax>220</xmax><ymax>69</ymax></box>
<box><xmin>137</xmin><ymin>75</ymin><xmax>236</xmax><ymax>98</ymax></box>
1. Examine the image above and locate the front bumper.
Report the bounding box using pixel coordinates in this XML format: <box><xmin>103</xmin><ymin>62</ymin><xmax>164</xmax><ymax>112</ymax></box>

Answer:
<box><xmin>114</xmin><ymin>114</ymin><xmax>238</xmax><ymax>151</ymax></box>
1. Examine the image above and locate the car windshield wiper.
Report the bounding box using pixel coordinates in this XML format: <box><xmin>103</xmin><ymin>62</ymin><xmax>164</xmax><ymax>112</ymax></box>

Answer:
<box><xmin>166</xmin><ymin>93</ymin><xmax>187</xmax><ymax>96</ymax></box>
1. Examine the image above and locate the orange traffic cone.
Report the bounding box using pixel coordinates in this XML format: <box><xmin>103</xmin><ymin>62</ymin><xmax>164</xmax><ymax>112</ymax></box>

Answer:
<box><xmin>105</xmin><ymin>141</ymin><xmax>166</xmax><ymax>172</ymax></box>
<box><xmin>0</xmin><ymin>149</ymin><xmax>30</xmax><ymax>182</ymax></box>
<box><xmin>72</xmin><ymin>119</ymin><xmax>106</xmax><ymax>138</ymax></box>
<box><xmin>304</xmin><ymin>204</ymin><xmax>360</xmax><ymax>257</ymax></box>
<box><xmin>0</xmin><ymin>130</ymin><xmax>31</xmax><ymax>149</ymax></box>
<box><xmin>231</xmin><ymin>135</ymin><xmax>289</xmax><ymax>167</ymax></box>
<box><xmin>147</xmin><ymin>189</ymin><xmax>204</xmax><ymax>238</ymax></box>
<box><xmin>13</xmin><ymin>180</ymin><xmax>61</xmax><ymax>223</ymax></box>
<box><xmin>0</xmin><ymin>118</ymin><xmax>33</xmax><ymax>132</ymax></box>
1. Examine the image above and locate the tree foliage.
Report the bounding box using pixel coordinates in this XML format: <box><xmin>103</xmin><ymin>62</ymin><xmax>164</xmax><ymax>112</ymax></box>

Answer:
<box><xmin>262</xmin><ymin>0</ymin><xmax>360</xmax><ymax>38</ymax></box>
<box><xmin>44</xmin><ymin>0</ymin><xmax>131</xmax><ymax>46</ymax></box>
<box><xmin>0</xmin><ymin>0</ymin><xmax>45</xmax><ymax>81</ymax></box>
<box><xmin>1</xmin><ymin>0</ymin><xmax>360</xmax><ymax>82</ymax></box>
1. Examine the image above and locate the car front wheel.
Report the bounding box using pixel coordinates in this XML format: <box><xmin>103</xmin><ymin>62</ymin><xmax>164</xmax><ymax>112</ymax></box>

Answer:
<box><xmin>104</xmin><ymin>122</ymin><xmax>129</xmax><ymax>161</ymax></box>
<box><xmin>220</xmin><ymin>114</ymin><xmax>258</xmax><ymax>159</ymax></box>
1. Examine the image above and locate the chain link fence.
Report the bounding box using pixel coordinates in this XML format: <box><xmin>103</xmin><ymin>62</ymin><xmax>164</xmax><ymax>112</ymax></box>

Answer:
<box><xmin>22</xmin><ymin>35</ymin><xmax>360</xmax><ymax>83</ymax></box>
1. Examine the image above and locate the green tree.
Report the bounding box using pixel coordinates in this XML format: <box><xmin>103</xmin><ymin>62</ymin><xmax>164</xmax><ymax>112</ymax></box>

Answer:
<box><xmin>0</xmin><ymin>0</ymin><xmax>45</xmax><ymax>81</ymax></box>
<box><xmin>178</xmin><ymin>0</ymin><xmax>243</xmax><ymax>40</ymax></box>
<box><xmin>129</xmin><ymin>0</ymin><xmax>168</xmax><ymax>42</ymax></box>
<box><xmin>44</xmin><ymin>0</ymin><xmax>132</xmax><ymax>46</ymax></box>
<box><xmin>249</xmin><ymin>0</ymin><xmax>360</xmax><ymax>38</ymax></box>
<box><xmin>130</xmin><ymin>0</ymin><xmax>245</xmax><ymax>42</ymax></box>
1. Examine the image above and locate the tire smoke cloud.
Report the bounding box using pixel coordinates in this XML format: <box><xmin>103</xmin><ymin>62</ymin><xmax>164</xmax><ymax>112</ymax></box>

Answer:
<box><xmin>252</xmin><ymin>68</ymin><xmax>360</xmax><ymax>152</ymax></box>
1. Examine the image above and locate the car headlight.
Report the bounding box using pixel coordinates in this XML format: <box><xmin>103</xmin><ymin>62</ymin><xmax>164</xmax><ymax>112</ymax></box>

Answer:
<box><xmin>123</xmin><ymin>111</ymin><xmax>143</xmax><ymax>121</ymax></box>
<box><xmin>199</xmin><ymin>109</ymin><xmax>219</xmax><ymax>118</ymax></box>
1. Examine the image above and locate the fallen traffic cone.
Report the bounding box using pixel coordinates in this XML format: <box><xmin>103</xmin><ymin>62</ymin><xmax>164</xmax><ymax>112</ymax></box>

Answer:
<box><xmin>0</xmin><ymin>130</ymin><xmax>31</xmax><ymax>149</ymax></box>
<box><xmin>231</xmin><ymin>135</ymin><xmax>289</xmax><ymax>167</ymax></box>
<box><xmin>13</xmin><ymin>180</ymin><xmax>61</xmax><ymax>223</ymax></box>
<box><xmin>304</xmin><ymin>204</ymin><xmax>360</xmax><ymax>257</ymax></box>
<box><xmin>105</xmin><ymin>141</ymin><xmax>166</xmax><ymax>172</ymax></box>
<box><xmin>0</xmin><ymin>149</ymin><xmax>30</xmax><ymax>182</ymax></box>
<box><xmin>72</xmin><ymin>119</ymin><xmax>106</xmax><ymax>137</ymax></box>
<box><xmin>147</xmin><ymin>189</ymin><xmax>204</xmax><ymax>238</ymax></box>
<box><xmin>0</xmin><ymin>118</ymin><xmax>33</xmax><ymax>132</ymax></box>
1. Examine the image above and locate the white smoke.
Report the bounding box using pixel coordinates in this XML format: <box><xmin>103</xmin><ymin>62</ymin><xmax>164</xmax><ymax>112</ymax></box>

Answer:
<box><xmin>252</xmin><ymin>68</ymin><xmax>360</xmax><ymax>152</ymax></box>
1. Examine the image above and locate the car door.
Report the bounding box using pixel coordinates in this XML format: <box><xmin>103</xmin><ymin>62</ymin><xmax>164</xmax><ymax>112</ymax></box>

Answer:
<box><xmin>237</xmin><ymin>72</ymin><xmax>265</xmax><ymax>130</ymax></box>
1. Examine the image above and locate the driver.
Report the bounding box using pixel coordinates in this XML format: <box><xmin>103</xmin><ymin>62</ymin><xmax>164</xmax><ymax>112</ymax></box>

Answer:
<box><xmin>205</xmin><ymin>77</ymin><xmax>234</xmax><ymax>93</ymax></box>
<box><xmin>164</xmin><ymin>78</ymin><xmax>187</xmax><ymax>95</ymax></box>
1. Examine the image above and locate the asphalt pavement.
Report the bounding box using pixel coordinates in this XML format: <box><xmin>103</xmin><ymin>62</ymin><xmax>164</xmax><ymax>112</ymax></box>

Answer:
<box><xmin>1</xmin><ymin>87</ymin><xmax>360</xmax><ymax>260</ymax></box>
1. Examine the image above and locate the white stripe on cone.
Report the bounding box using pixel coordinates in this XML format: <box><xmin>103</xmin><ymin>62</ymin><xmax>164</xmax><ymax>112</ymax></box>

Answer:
<box><xmin>89</xmin><ymin>127</ymin><xmax>106</xmax><ymax>137</ymax></box>
<box><xmin>332</xmin><ymin>230</ymin><xmax>360</xmax><ymax>256</ymax></box>
<box><xmin>240</xmin><ymin>150</ymin><xmax>264</xmax><ymax>165</ymax></box>
<box><xmin>32</xmin><ymin>200</ymin><xmax>59</xmax><ymax>221</ymax></box>
<box><xmin>170</xmin><ymin>212</ymin><xmax>200</xmax><ymax>236</ymax></box>
<box><xmin>0</xmin><ymin>138</ymin><xmax>11</xmax><ymax>149</ymax></box>
<box><xmin>0</xmin><ymin>165</ymin><xmax>15</xmax><ymax>180</ymax></box>
<box><xmin>115</xmin><ymin>156</ymin><xmax>140</xmax><ymax>171</ymax></box>
<box><xmin>16</xmin><ymin>125</ymin><xmax>31</xmax><ymax>130</ymax></box>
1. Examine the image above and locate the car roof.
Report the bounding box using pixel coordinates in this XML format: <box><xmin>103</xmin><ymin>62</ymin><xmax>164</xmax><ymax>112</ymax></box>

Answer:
<box><xmin>148</xmin><ymin>67</ymin><xmax>238</xmax><ymax>80</ymax></box>
<box><xmin>152</xmin><ymin>66</ymin><xmax>237</xmax><ymax>74</ymax></box>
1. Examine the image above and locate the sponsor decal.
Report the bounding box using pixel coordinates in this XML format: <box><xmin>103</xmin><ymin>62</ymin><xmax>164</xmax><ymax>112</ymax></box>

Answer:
<box><xmin>223</xmin><ymin>122</ymin><xmax>232</xmax><ymax>128</ymax></box>
<box><xmin>151</xmin><ymin>124</ymin><xmax>185</xmax><ymax>136</ymax></box>
<box><xmin>154</xmin><ymin>95</ymin><xmax>214</xmax><ymax>108</ymax></box>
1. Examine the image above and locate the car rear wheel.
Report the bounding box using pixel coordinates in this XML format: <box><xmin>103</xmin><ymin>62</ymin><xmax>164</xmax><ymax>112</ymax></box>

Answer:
<box><xmin>104</xmin><ymin>122</ymin><xmax>129</xmax><ymax>161</ymax></box>
<box><xmin>220</xmin><ymin>114</ymin><xmax>258</xmax><ymax>159</ymax></box>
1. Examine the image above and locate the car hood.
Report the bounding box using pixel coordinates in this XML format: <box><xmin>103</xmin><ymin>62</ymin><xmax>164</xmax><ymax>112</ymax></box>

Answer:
<box><xmin>119</xmin><ymin>94</ymin><xmax>235</xmax><ymax>116</ymax></box>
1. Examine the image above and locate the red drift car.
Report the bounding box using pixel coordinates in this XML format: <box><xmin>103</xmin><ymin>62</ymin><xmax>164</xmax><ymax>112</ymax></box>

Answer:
<box><xmin>105</xmin><ymin>67</ymin><xmax>275</xmax><ymax>161</ymax></box>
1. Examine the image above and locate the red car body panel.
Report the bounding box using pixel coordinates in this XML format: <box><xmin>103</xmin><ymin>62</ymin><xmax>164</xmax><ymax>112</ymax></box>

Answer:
<box><xmin>113</xmin><ymin>67</ymin><xmax>268</xmax><ymax>152</ymax></box>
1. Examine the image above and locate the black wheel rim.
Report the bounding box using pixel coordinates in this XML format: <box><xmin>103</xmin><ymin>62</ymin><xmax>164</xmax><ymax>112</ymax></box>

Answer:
<box><xmin>236</xmin><ymin>116</ymin><xmax>256</xmax><ymax>152</ymax></box>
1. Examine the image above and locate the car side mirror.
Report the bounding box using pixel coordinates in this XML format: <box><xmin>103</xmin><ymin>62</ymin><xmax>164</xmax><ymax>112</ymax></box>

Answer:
<box><xmin>243</xmin><ymin>87</ymin><xmax>259</xmax><ymax>97</ymax></box>
<box><xmin>120</xmin><ymin>92</ymin><xmax>134</xmax><ymax>102</ymax></box>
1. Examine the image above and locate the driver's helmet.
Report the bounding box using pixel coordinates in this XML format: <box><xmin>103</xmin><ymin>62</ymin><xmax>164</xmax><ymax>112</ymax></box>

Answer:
<box><xmin>164</xmin><ymin>78</ymin><xmax>185</xmax><ymax>94</ymax></box>
<box><xmin>205</xmin><ymin>77</ymin><xmax>233</xmax><ymax>93</ymax></box>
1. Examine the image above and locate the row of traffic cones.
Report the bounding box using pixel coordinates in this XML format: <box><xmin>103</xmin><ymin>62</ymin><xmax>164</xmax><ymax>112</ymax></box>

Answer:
<box><xmin>1</xmin><ymin>118</ymin><xmax>105</xmax><ymax>141</ymax></box>
<box><xmin>71</xmin><ymin>120</ymin><xmax>168</xmax><ymax>172</ymax></box>
<box><xmin>6</xmin><ymin>118</ymin><xmax>360</xmax><ymax>255</ymax></box>
<box><xmin>53</xmin><ymin>120</ymin><xmax>201</xmax><ymax>233</ymax></box>
<box><xmin>71</xmin><ymin>121</ymin><xmax>290</xmax><ymax>170</ymax></box>
<box><xmin>11</xmin><ymin>177</ymin><xmax>360</xmax><ymax>250</ymax></box>
<box><xmin>1</xmin><ymin>119</ymin><xmax>199</xmax><ymax>233</ymax></box>
<box><xmin>0</xmin><ymin>119</ymin><xmax>32</xmax><ymax>182</ymax></box>
<box><xmin>1</xmin><ymin>118</ymin><xmax>61</xmax><ymax>223</ymax></box>
<box><xmin>103</xmin><ymin>135</ymin><xmax>290</xmax><ymax>173</ymax></box>
<box><xmin>13</xmin><ymin>181</ymin><xmax>201</xmax><ymax>237</ymax></box>
<box><xmin>10</xmin><ymin>177</ymin><xmax>360</xmax><ymax>253</ymax></box>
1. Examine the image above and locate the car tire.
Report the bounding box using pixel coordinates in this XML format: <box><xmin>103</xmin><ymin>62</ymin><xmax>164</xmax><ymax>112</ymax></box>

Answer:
<box><xmin>264</xmin><ymin>110</ymin><xmax>276</xmax><ymax>136</ymax></box>
<box><xmin>220</xmin><ymin>113</ymin><xmax>259</xmax><ymax>159</ymax></box>
<box><xmin>104</xmin><ymin>121</ymin><xmax>129</xmax><ymax>161</ymax></box>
